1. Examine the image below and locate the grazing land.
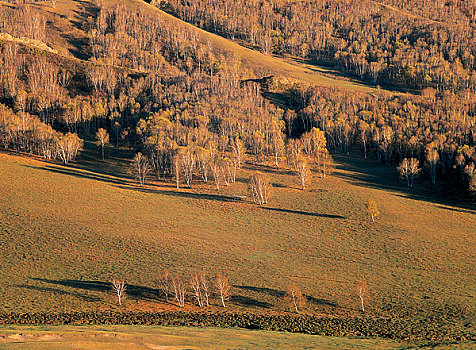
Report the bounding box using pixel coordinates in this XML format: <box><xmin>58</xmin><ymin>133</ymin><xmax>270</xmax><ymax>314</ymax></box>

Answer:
<box><xmin>0</xmin><ymin>325</ymin><xmax>415</xmax><ymax>350</ymax></box>
<box><xmin>0</xmin><ymin>144</ymin><xmax>474</xmax><ymax>323</ymax></box>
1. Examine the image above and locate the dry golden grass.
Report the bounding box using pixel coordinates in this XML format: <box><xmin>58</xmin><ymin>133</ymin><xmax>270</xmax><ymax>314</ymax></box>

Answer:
<box><xmin>0</xmin><ymin>325</ymin><xmax>410</xmax><ymax>350</ymax></box>
<box><xmin>0</xmin><ymin>142</ymin><xmax>474</xmax><ymax>322</ymax></box>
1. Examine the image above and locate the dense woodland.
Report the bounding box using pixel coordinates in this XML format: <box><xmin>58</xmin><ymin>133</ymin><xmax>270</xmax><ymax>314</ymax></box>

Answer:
<box><xmin>160</xmin><ymin>0</ymin><xmax>476</xmax><ymax>92</ymax></box>
<box><xmin>0</xmin><ymin>1</ymin><xmax>474</xmax><ymax>196</ymax></box>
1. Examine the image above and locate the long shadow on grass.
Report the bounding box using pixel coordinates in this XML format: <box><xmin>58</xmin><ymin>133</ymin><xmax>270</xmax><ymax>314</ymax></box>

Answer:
<box><xmin>333</xmin><ymin>154</ymin><xmax>476</xmax><ymax>212</ymax></box>
<box><xmin>236</xmin><ymin>286</ymin><xmax>338</xmax><ymax>308</ymax></box>
<box><xmin>23</xmin><ymin>165</ymin><xmax>131</xmax><ymax>187</ymax></box>
<box><xmin>230</xmin><ymin>295</ymin><xmax>272</xmax><ymax>309</ymax></box>
<box><xmin>306</xmin><ymin>295</ymin><xmax>338</xmax><ymax>308</ymax></box>
<box><xmin>114</xmin><ymin>185</ymin><xmax>237</xmax><ymax>203</ymax></box>
<box><xmin>32</xmin><ymin>279</ymin><xmax>161</xmax><ymax>302</ymax></box>
<box><xmin>260</xmin><ymin>207</ymin><xmax>345</xmax><ymax>219</ymax></box>
<box><xmin>235</xmin><ymin>285</ymin><xmax>285</xmax><ymax>298</ymax></box>
<box><xmin>16</xmin><ymin>284</ymin><xmax>101</xmax><ymax>302</ymax></box>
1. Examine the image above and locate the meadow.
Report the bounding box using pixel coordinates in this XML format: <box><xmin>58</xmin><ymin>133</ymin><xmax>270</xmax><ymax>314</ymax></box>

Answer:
<box><xmin>0</xmin><ymin>142</ymin><xmax>474</xmax><ymax>325</ymax></box>
<box><xmin>0</xmin><ymin>325</ymin><xmax>424</xmax><ymax>349</ymax></box>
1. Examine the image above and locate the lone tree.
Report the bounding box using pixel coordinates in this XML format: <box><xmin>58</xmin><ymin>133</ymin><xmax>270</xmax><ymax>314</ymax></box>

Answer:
<box><xmin>398</xmin><ymin>158</ymin><xmax>420</xmax><ymax>187</ymax></box>
<box><xmin>355</xmin><ymin>280</ymin><xmax>368</xmax><ymax>312</ymax></box>
<box><xmin>367</xmin><ymin>198</ymin><xmax>380</xmax><ymax>222</ymax></box>
<box><xmin>111</xmin><ymin>279</ymin><xmax>126</xmax><ymax>306</ymax></box>
<box><xmin>95</xmin><ymin>128</ymin><xmax>109</xmax><ymax>161</ymax></box>
<box><xmin>216</xmin><ymin>274</ymin><xmax>230</xmax><ymax>307</ymax></box>
<box><xmin>248</xmin><ymin>172</ymin><xmax>270</xmax><ymax>205</ymax></box>
<box><xmin>129</xmin><ymin>152</ymin><xmax>151</xmax><ymax>186</ymax></box>
<box><xmin>286</xmin><ymin>282</ymin><xmax>306</xmax><ymax>313</ymax></box>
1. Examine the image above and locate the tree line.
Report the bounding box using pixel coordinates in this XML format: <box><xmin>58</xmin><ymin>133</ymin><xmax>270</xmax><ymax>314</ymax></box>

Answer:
<box><xmin>159</xmin><ymin>0</ymin><xmax>476</xmax><ymax>92</ymax></box>
<box><xmin>267</xmin><ymin>78</ymin><xmax>476</xmax><ymax>196</ymax></box>
<box><xmin>111</xmin><ymin>271</ymin><xmax>369</xmax><ymax>313</ymax></box>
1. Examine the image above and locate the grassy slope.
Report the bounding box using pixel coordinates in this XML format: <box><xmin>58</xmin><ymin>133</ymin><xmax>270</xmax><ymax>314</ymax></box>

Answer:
<box><xmin>0</xmin><ymin>325</ymin><xmax>409</xmax><ymax>350</ymax></box>
<box><xmin>0</xmin><ymin>144</ymin><xmax>474</xmax><ymax>320</ymax></box>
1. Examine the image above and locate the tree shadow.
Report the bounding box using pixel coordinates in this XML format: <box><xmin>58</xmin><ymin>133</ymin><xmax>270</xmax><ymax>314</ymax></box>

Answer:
<box><xmin>260</xmin><ymin>207</ymin><xmax>345</xmax><ymax>219</ymax></box>
<box><xmin>32</xmin><ymin>278</ymin><xmax>161</xmax><ymax>302</ymax></box>
<box><xmin>22</xmin><ymin>164</ymin><xmax>131</xmax><ymax>187</ymax></box>
<box><xmin>230</xmin><ymin>295</ymin><xmax>272</xmax><ymax>309</ymax></box>
<box><xmin>16</xmin><ymin>284</ymin><xmax>101</xmax><ymax>302</ymax></box>
<box><xmin>114</xmin><ymin>184</ymin><xmax>238</xmax><ymax>203</ymax></box>
<box><xmin>306</xmin><ymin>295</ymin><xmax>338</xmax><ymax>308</ymax></box>
<box><xmin>333</xmin><ymin>154</ymin><xmax>476</xmax><ymax>213</ymax></box>
<box><xmin>234</xmin><ymin>285</ymin><xmax>285</xmax><ymax>298</ymax></box>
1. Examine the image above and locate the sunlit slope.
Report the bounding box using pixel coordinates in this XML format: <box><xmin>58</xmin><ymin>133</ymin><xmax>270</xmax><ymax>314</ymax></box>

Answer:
<box><xmin>7</xmin><ymin>0</ymin><xmax>390</xmax><ymax>94</ymax></box>
<box><xmin>0</xmin><ymin>148</ymin><xmax>474</xmax><ymax>320</ymax></box>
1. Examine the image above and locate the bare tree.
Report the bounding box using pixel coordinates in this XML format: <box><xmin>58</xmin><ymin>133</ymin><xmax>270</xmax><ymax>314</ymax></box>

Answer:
<box><xmin>111</xmin><ymin>279</ymin><xmax>126</xmax><ymax>306</ymax></box>
<box><xmin>157</xmin><ymin>270</ymin><xmax>172</xmax><ymax>302</ymax></box>
<box><xmin>355</xmin><ymin>280</ymin><xmax>368</xmax><ymax>312</ymax></box>
<box><xmin>173</xmin><ymin>277</ymin><xmax>186</xmax><ymax>307</ymax></box>
<box><xmin>248</xmin><ymin>172</ymin><xmax>270</xmax><ymax>205</ymax></box>
<box><xmin>95</xmin><ymin>128</ymin><xmax>109</xmax><ymax>161</ymax></box>
<box><xmin>129</xmin><ymin>152</ymin><xmax>151</xmax><ymax>186</ymax></box>
<box><xmin>191</xmin><ymin>273</ymin><xmax>203</xmax><ymax>307</ymax></box>
<box><xmin>296</xmin><ymin>157</ymin><xmax>312</xmax><ymax>190</ymax></box>
<box><xmin>200</xmin><ymin>272</ymin><xmax>210</xmax><ymax>307</ymax></box>
<box><xmin>286</xmin><ymin>282</ymin><xmax>305</xmax><ymax>313</ymax></box>
<box><xmin>216</xmin><ymin>274</ymin><xmax>230</xmax><ymax>307</ymax></box>
<box><xmin>398</xmin><ymin>158</ymin><xmax>420</xmax><ymax>187</ymax></box>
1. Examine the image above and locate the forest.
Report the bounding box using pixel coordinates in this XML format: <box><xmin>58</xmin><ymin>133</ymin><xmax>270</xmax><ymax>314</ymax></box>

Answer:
<box><xmin>0</xmin><ymin>0</ymin><xmax>474</xmax><ymax>196</ymax></box>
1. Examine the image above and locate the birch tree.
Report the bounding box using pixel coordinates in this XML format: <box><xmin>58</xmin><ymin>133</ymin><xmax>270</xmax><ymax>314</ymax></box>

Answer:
<box><xmin>130</xmin><ymin>152</ymin><xmax>151</xmax><ymax>186</ymax></box>
<box><xmin>248</xmin><ymin>172</ymin><xmax>270</xmax><ymax>205</ymax></box>
<box><xmin>398</xmin><ymin>158</ymin><xmax>420</xmax><ymax>187</ymax></box>
<box><xmin>216</xmin><ymin>274</ymin><xmax>230</xmax><ymax>307</ymax></box>
<box><xmin>157</xmin><ymin>270</ymin><xmax>172</xmax><ymax>302</ymax></box>
<box><xmin>355</xmin><ymin>280</ymin><xmax>368</xmax><ymax>312</ymax></box>
<box><xmin>286</xmin><ymin>282</ymin><xmax>305</xmax><ymax>313</ymax></box>
<box><xmin>95</xmin><ymin>128</ymin><xmax>109</xmax><ymax>161</ymax></box>
<box><xmin>367</xmin><ymin>198</ymin><xmax>380</xmax><ymax>222</ymax></box>
<box><xmin>111</xmin><ymin>279</ymin><xmax>126</xmax><ymax>306</ymax></box>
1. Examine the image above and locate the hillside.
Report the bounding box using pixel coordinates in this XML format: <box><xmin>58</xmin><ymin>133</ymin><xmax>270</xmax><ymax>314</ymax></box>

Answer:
<box><xmin>0</xmin><ymin>0</ymin><xmax>475</xmax><ymax>347</ymax></box>
<box><xmin>0</xmin><ymin>146</ymin><xmax>474</xmax><ymax>323</ymax></box>
<box><xmin>0</xmin><ymin>0</ymin><xmax>389</xmax><ymax>94</ymax></box>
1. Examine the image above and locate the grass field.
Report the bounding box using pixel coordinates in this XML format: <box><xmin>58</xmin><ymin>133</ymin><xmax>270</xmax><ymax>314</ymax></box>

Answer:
<box><xmin>0</xmin><ymin>325</ymin><xmax>415</xmax><ymax>349</ymax></box>
<box><xmin>0</xmin><ymin>142</ymin><xmax>474</xmax><ymax>324</ymax></box>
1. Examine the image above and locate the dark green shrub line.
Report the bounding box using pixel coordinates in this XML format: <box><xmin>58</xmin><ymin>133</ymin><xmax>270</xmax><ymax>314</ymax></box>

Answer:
<box><xmin>0</xmin><ymin>311</ymin><xmax>473</xmax><ymax>343</ymax></box>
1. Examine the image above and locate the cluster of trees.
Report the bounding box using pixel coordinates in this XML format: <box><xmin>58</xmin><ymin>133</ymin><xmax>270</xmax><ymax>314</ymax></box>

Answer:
<box><xmin>160</xmin><ymin>0</ymin><xmax>476</xmax><ymax>92</ymax></box>
<box><xmin>0</xmin><ymin>3</ymin><xmax>47</xmax><ymax>43</ymax></box>
<box><xmin>112</xmin><ymin>271</ymin><xmax>231</xmax><ymax>308</ymax></box>
<box><xmin>0</xmin><ymin>103</ymin><xmax>83</xmax><ymax>163</ymax></box>
<box><xmin>111</xmin><ymin>273</ymin><xmax>370</xmax><ymax>313</ymax></box>
<box><xmin>272</xmin><ymin>80</ymin><xmax>476</xmax><ymax>195</ymax></box>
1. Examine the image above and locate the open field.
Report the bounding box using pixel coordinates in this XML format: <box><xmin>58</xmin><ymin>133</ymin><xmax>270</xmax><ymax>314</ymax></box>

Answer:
<box><xmin>0</xmin><ymin>142</ymin><xmax>474</xmax><ymax>324</ymax></box>
<box><xmin>0</xmin><ymin>325</ymin><xmax>416</xmax><ymax>349</ymax></box>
